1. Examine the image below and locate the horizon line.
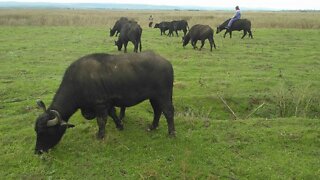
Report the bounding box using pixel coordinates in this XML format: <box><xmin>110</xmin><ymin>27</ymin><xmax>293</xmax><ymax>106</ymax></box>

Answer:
<box><xmin>0</xmin><ymin>1</ymin><xmax>319</xmax><ymax>11</ymax></box>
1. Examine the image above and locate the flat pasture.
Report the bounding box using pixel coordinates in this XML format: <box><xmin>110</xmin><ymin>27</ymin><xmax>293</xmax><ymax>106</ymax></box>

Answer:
<box><xmin>0</xmin><ymin>10</ymin><xmax>319</xmax><ymax>179</ymax></box>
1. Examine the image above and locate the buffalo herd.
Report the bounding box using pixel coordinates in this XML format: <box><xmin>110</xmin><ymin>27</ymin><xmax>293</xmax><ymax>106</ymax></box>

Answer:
<box><xmin>34</xmin><ymin>16</ymin><xmax>253</xmax><ymax>154</ymax></box>
<box><xmin>109</xmin><ymin>17</ymin><xmax>253</xmax><ymax>52</ymax></box>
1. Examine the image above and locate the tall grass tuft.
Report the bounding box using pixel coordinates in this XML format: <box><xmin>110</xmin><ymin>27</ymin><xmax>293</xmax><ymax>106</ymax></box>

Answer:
<box><xmin>271</xmin><ymin>82</ymin><xmax>319</xmax><ymax>118</ymax></box>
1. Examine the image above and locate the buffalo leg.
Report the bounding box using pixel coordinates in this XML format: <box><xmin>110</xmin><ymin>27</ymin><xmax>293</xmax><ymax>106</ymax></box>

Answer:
<box><xmin>148</xmin><ymin>99</ymin><xmax>162</xmax><ymax>131</ymax></box>
<box><xmin>229</xmin><ymin>31</ymin><xmax>232</xmax><ymax>38</ymax></box>
<box><xmin>96</xmin><ymin>116</ymin><xmax>107</xmax><ymax>139</ymax></box>
<box><xmin>191</xmin><ymin>40</ymin><xmax>196</xmax><ymax>49</ymax></box>
<box><xmin>161</xmin><ymin>100</ymin><xmax>175</xmax><ymax>136</ymax></box>
<box><xmin>124</xmin><ymin>41</ymin><xmax>128</xmax><ymax>53</ymax></box>
<box><xmin>209</xmin><ymin>38</ymin><xmax>213</xmax><ymax>51</ymax></box>
<box><xmin>199</xmin><ymin>40</ymin><xmax>205</xmax><ymax>50</ymax></box>
<box><xmin>192</xmin><ymin>40</ymin><xmax>198</xmax><ymax>49</ymax></box>
<box><xmin>241</xmin><ymin>30</ymin><xmax>247</xmax><ymax>39</ymax></box>
<box><xmin>223</xmin><ymin>31</ymin><xmax>228</xmax><ymax>38</ymax></box>
<box><xmin>249</xmin><ymin>30</ymin><xmax>253</xmax><ymax>39</ymax></box>
<box><xmin>213</xmin><ymin>38</ymin><xmax>217</xmax><ymax>49</ymax></box>
<box><xmin>119</xmin><ymin>107</ymin><xmax>126</xmax><ymax>121</ymax></box>
<box><xmin>175</xmin><ymin>30</ymin><xmax>179</xmax><ymax>37</ymax></box>
<box><xmin>210</xmin><ymin>37</ymin><xmax>217</xmax><ymax>50</ymax></box>
<box><xmin>108</xmin><ymin>107</ymin><xmax>124</xmax><ymax>130</ymax></box>
<box><xmin>133</xmin><ymin>41</ymin><xmax>138</xmax><ymax>53</ymax></box>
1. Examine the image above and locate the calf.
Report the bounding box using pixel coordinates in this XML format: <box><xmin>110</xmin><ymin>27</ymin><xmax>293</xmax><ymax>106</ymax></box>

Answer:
<box><xmin>154</xmin><ymin>21</ymin><xmax>171</xmax><ymax>35</ymax></box>
<box><xmin>183</xmin><ymin>24</ymin><xmax>216</xmax><ymax>51</ymax></box>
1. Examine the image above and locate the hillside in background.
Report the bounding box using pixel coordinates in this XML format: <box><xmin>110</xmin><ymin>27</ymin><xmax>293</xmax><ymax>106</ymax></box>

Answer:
<box><xmin>0</xmin><ymin>1</ymin><xmax>280</xmax><ymax>11</ymax></box>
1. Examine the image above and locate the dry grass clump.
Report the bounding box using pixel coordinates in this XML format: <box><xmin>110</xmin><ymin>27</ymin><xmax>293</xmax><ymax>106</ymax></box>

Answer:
<box><xmin>0</xmin><ymin>9</ymin><xmax>319</xmax><ymax>29</ymax></box>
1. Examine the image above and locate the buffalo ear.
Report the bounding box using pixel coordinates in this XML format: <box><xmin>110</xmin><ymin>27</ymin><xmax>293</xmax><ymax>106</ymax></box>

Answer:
<box><xmin>36</xmin><ymin>100</ymin><xmax>46</xmax><ymax>112</ymax></box>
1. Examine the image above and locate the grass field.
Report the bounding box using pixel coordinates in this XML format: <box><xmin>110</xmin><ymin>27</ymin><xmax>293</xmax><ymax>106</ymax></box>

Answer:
<box><xmin>0</xmin><ymin>10</ymin><xmax>320</xmax><ymax>179</ymax></box>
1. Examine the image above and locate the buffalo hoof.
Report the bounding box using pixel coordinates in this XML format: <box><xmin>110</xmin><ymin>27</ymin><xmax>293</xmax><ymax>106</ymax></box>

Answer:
<box><xmin>34</xmin><ymin>149</ymin><xmax>47</xmax><ymax>155</ymax></box>
<box><xmin>147</xmin><ymin>124</ymin><xmax>158</xmax><ymax>131</ymax></box>
<box><xmin>116</xmin><ymin>124</ymin><xmax>124</xmax><ymax>131</ymax></box>
<box><xmin>96</xmin><ymin>132</ymin><xmax>105</xmax><ymax>140</ymax></box>
<box><xmin>168</xmin><ymin>131</ymin><xmax>176</xmax><ymax>137</ymax></box>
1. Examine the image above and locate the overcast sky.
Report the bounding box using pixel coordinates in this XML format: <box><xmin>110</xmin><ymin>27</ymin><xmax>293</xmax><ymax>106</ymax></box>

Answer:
<box><xmin>2</xmin><ymin>0</ymin><xmax>320</xmax><ymax>10</ymax></box>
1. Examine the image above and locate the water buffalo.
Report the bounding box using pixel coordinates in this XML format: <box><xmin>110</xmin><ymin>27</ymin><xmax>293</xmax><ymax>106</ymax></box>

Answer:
<box><xmin>34</xmin><ymin>51</ymin><xmax>175</xmax><ymax>154</ymax></box>
<box><xmin>110</xmin><ymin>17</ymin><xmax>137</xmax><ymax>37</ymax></box>
<box><xmin>154</xmin><ymin>21</ymin><xmax>171</xmax><ymax>35</ymax></box>
<box><xmin>168</xmin><ymin>20</ymin><xmax>189</xmax><ymax>37</ymax></box>
<box><xmin>216</xmin><ymin>18</ymin><xmax>253</xmax><ymax>39</ymax></box>
<box><xmin>115</xmin><ymin>22</ymin><xmax>142</xmax><ymax>53</ymax></box>
<box><xmin>183</xmin><ymin>24</ymin><xmax>216</xmax><ymax>51</ymax></box>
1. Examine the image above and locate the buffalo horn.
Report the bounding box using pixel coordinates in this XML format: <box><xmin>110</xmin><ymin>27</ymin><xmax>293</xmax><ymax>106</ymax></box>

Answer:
<box><xmin>51</xmin><ymin>110</ymin><xmax>72</xmax><ymax>126</ymax></box>
<box><xmin>46</xmin><ymin>110</ymin><xmax>62</xmax><ymax>127</ymax></box>
<box><xmin>46</xmin><ymin>117</ymin><xmax>59</xmax><ymax>127</ymax></box>
<box><xmin>47</xmin><ymin>110</ymin><xmax>74</xmax><ymax>128</ymax></box>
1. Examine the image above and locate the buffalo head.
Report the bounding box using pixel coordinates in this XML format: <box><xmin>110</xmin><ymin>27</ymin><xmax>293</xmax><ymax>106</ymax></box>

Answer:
<box><xmin>216</xmin><ymin>27</ymin><xmax>221</xmax><ymax>34</ymax></box>
<box><xmin>182</xmin><ymin>35</ymin><xmax>190</xmax><ymax>47</ymax></box>
<box><xmin>114</xmin><ymin>40</ymin><xmax>122</xmax><ymax>51</ymax></box>
<box><xmin>110</xmin><ymin>28</ymin><xmax>116</xmax><ymax>37</ymax></box>
<box><xmin>154</xmin><ymin>23</ymin><xmax>160</xmax><ymax>28</ymax></box>
<box><xmin>34</xmin><ymin>100</ymin><xmax>74</xmax><ymax>154</ymax></box>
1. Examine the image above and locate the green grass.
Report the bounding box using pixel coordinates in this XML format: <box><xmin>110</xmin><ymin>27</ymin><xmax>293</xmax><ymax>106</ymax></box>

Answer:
<box><xmin>0</xmin><ymin>25</ymin><xmax>320</xmax><ymax>179</ymax></box>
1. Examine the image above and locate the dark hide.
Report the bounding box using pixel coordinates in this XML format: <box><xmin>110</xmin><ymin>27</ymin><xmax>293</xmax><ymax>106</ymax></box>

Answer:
<box><xmin>154</xmin><ymin>21</ymin><xmax>171</xmax><ymax>35</ymax></box>
<box><xmin>34</xmin><ymin>51</ymin><xmax>175</xmax><ymax>154</ymax></box>
<box><xmin>168</xmin><ymin>20</ymin><xmax>189</xmax><ymax>37</ymax></box>
<box><xmin>115</xmin><ymin>22</ymin><xmax>142</xmax><ymax>53</ymax></box>
<box><xmin>182</xmin><ymin>24</ymin><xmax>216</xmax><ymax>51</ymax></box>
<box><xmin>216</xmin><ymin>18</ymin><xmax>253</xmax><ymax>39</ymax></box>
<box><xmin>110</xmin><ymin>17</ymin><xmax>137</xmax><ymax>37</ymax></box>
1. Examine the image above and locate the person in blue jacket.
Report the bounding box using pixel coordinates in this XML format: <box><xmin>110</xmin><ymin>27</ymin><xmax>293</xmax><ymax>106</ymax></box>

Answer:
<box><xmin>226</xmin><ymin>6</ymin><xmax>241</xmax><ymax>29</ymax></box>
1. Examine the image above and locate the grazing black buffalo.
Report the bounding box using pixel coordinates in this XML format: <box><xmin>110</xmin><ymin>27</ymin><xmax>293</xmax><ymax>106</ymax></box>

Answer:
<box><xmin>154</xmin><ymin>21</ymin><xmax>171</xmax><ymax>35</ymax></box>
<box><xmin>115</xmin><ymin>22</ymin><xmax>142</xmax><ymax>53</ymax></box>
<box><xmin>34</xmin><ymin>51</ymin><xmax>175</xmax><ymax>154</ymax></box>
<box><xmin>216</xmin><ymin>18</ymin><xmax>253</xmax><ymax>39</ymax></box>
<box><xmin>110</xmin><ymin>17</ymin><xmax>137</xmax><ymax>37</ymax></box>
<box><xmin>168</xmin><ymin>20</ymin><xmax>189</xmax><ymax>37</ymax></box>
<box><xmin>183</xmin><ymin>24</ymin><xmax>216</xmax><ymax>51</ymax></box>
